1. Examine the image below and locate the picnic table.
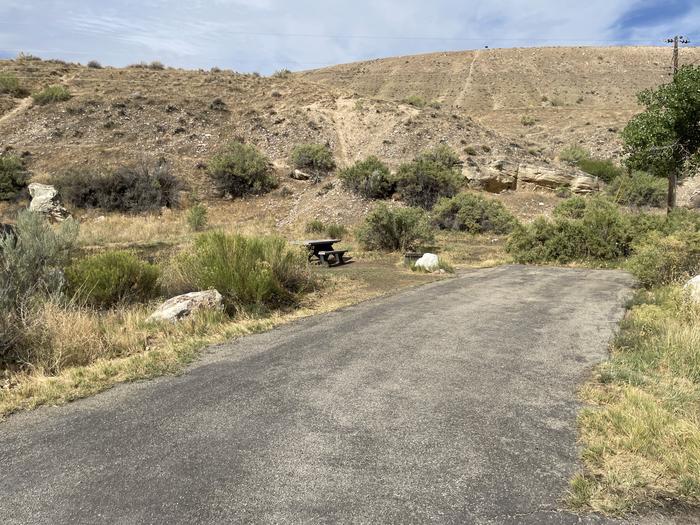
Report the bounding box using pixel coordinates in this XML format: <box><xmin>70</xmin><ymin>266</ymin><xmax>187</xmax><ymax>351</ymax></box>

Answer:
<box><xmin>298</xmin><ymin>239</ymin><xmax>349</xmax><ymax>267</ymax></box>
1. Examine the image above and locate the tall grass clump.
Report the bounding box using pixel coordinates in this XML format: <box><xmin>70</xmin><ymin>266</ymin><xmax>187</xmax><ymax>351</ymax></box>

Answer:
<box><xmin>53</xmin><ymin>161</ymin><xmax>180</xmax><ymax>213</ymax></box>
<box><xmin>187</xmin><ymin>203</ymin><xmax>208</xmax><ymax>232</ymax></box>
<box><xmin>0</xmin><ymin>154</ymin><xmax>29</xmax><ymax>201</ymax></box>
<box><xmin>208</xmin><ymin>142</ymin><xmax>277</xmax><ymax>197</ymax></box>
<box><xmin>395</xmin><ymin>146</ymin><xmax>463</xmax><ymax>210</ymax></box>
<box><xmin>290</xmin><ymin>144</ymin><xmax>336</xmax><ymax>180</ymax></box>
<box><xmin>66</xmin><ymin>251</ymin><xmax>161</xmax><ymax>308</ymax></box>
<box><xmin>32</xmin><ymin>85</ymin><xmax>71</xmax><ymax>105</ymax></box>
<box><xmin>507</xmin><ymin>196</ymin><xmax>631</xmax><ymax>264</ymax></box>
<box><xmin>339</xmin><ymin>156</ymin><xmax>395</xmax><ymax>199</ymax></box>
<box><xmin>0</xmin><ymin>211</ymin><xmax>78</xmax><ymax>366</ymax></box>
<box><xmin>560</xmin><ymin>145</ymin><xmax>623</xmax><ymax>183</ymax></box>
<box><xmin>433</xmin><ymin>193</ymin><xmax>518</xmax><ymax>234</ymax></box>
<box><xmin>171</xmin><ymin>232</ymin><xmax>314</xmax><ymax>314</ymax></box>
<box><xmin>357</xmin><ymin>204</ymin><xmax>434</xmax><ymax>251</ymax></box>
<box><xmin>626</xmin><ymin>232</ymin><xmax>700</xmax><ymax>288</ymax></box>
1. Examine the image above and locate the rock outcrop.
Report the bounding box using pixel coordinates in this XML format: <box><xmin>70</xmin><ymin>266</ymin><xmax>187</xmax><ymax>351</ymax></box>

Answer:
<box><xmin>148</xmin><ymin>290</ymin><xmax>225</xmax><ymax>323</ymax></box>
<box><xmin>28</xmin><ymin>183</ymin><xmax>70</xmax><ymax>222</ymax></box>
<box><xmin>466</xmin><ymin>162</ymin><xmax>602</xmax><ymax>195</ymax></box>
<box><xmin>464</xmin><ymin>159</ymin><xmax>518</xmax><ymax>193</ymax></box>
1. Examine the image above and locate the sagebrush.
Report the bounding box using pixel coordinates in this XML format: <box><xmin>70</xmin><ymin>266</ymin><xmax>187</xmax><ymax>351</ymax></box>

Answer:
<box><xmin>208</xmin><ymin>142</ymin><xmax>277</xmax><ymax>197</ymax></box>
<box><xmin>357</xmin><ymin>205</ymin><xmax>434</xmax><ymax>251</ymax></box>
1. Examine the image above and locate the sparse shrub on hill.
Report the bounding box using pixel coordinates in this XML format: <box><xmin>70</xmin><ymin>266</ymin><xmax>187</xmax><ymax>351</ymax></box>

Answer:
<box><xmin>54</xmin><ymin>161</ymin><xmax>180</xmax><ymax>213</ymax></box>
<box><xmin>553</xmin><ymin>195</ymin><xmax>588</xmax><ymax>219</ymax></box>
<box><xmin>290</xmin><ymin>144</ymin><xmax>336</xmax><ymax>180</ymax></box>
<box><xmin>171</xmin><ymin>232</ymin><xmax>314</xmax><ymax>314</ymax></box>
<box><xmin>149</xmin><ymin>61</ymin><xmax>165</xmax><ymax>70</ymax></box>
<box><xmin>304</xmin><ymin>220</ymin><xmax>346</xmax><ymax>239</ymax></box>
<box><xmin>0</xmin><ymin>154</ymin><xmax>29</xmax><ymax>201</ymax></box>
<box><xmin>66</xmin><ymin>251</ymin><xmax>160</xmax><ymax>308</ymax></box>
<box><xmin>559</xmin><ymin>145</ymin><xmax>623</xmax><ymax>183</ymax></box>
<box><xmin>32</xmin><ymin>85</ymin><xmax>71</xmax><ymax>105</ymax></box>
<box><xmin>521</xmin><ymin>115</ymin><xmax>537</xmax><ymax>127</ymax></box>
<box><xmin>394</xmin><ymin>146</ymin><xmax>463</xmax><ymax>210</ymax></box>
<box><xmin>273</xmin><ymin>69</ymin><xmax>291</xmax><ymax>78</ymax></box>
<box><xmin>506</xmin><ymin>197</ymin><xmax>630</xmax><ymax>264</ymax></box>
<box><xmin>0</xmin><ymin>73</ymin><xmax>27</xmax><ymax>97</ymax></box>
<box><xmin>404</xmin><ymin>95</ymin><xmax>427</xmax><ymax>108</ymax></box>
<box><xmin>208</xmin><ymin>142</ymin><xmax>277</xmax><ymax>197</ymax></box>
<box><xmin>560</xmin><ymin>145</ymin><xmax>589</xmax><ymax>165</ymax></box>
<box><xmin>325</xmin><ymin>223</ymin><xmax>347</xmax><ymax>239</ymax></box>
<box><xmin>339</xmin><ymin>156</ymin><xmax>395</xmax><ymax>199</ymax></box>
<box><xmin>87</xmin><ymin>60</ymin><xmax>102</xmax><ymax>69</ymax></box>
<box><xmin>626</xmin><ymin>232</ymin><xmax>700</xmax><ymax>287</ymax></box>
<box><xmin>357</xmin><ymin>204</ymin><xmax>434</xmax><ymax>252</ymax></box>
<box><xmin>433</xmin><ymin>193</ymin><xmax>517</xmax><ymax>234</ymax></box>
<box><xmin>607</xmin><ymin>171</ymin><xmax>666</xmax><ymax>208</ymax></box>
<box><xmin>305</xmin><ymin>220</ymin><xmax>325</xmax><ymax>235</ymax></box>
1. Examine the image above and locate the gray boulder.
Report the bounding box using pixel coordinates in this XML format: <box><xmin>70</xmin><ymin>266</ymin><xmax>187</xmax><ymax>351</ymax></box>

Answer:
<box><xmin>685</xmin><ymin>276</ymin><xmax>700</xmax><ymax>304</ymax></box>
<box><xmin>290</xmin><ymin>169</ymin><xmax>311</xmax><ymax>181</ymax></box>
<box><xmin>518</xmin><ymin>165</ymin><xmax>601</xmax><ymax>194</ymax></box>
<box><xmin>415</xmin><ymin>253</ymin><xmax>440</xmax><ymax>272</ymax></box>
<box><xmin>148</xmin><ymin>290</ymin><xmax>225</xmax><ymax>323</ymax></box>
<box><xmin>465</xmin><ymin>159</ymin><xmax>518</xmax><ymax>193</ymax></box>
<box><xmin>28</xmin><ymin>183</ymin><xmax>70</xmax><ymax>222</ymax></box>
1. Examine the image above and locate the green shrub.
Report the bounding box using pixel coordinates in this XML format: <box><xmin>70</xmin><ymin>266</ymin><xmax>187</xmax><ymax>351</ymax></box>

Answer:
<box><xmin>627</xmin><ymin>232</ymin><xmax>700</xmax><ymax>287</ymax></box>
<box><xmin>0</xmin><ymin>155</ymin><xmax>29</xmax><ymax>200</ymax></box>
<box><xmin>608</xmin><ymin>171</ymin><xmax>666</xmax><ymax>207</ymax></box>
<box><xmin>87</xmin><ymin>60</ymin><xmax>102</xmax><ymax>69</ymax></box>
<box><xmin>149</xmin><ymin>61</ymin><xmax>165</xmax><ymax>70</ymax></box>
<box><xmin>173</xmin><ymin>232</ymin><xmax>314</xmax><ymax>314</ymax></box>
<box><xmin>433</xmin><ymin>193</ymin><xmax>517</xmax><ymax>234</ymax></box>
<box><xmin>32</xmin><ymin>85</ymin><xmax>71</xmax><ymax>105</ymax></box>
<box><xmin>553</xmin><ymin>196</ymin><xmax>589</xmax><ymax>219</ymax></box>
<box><xmin>560</xmin><ymin>145</ymin><xmax>590</xmax><ymax>165</ymax></box>
<box><xmin>395</xmin><ymin>147</ymin><xmax>463</xmax><ymax>209</ymax></box>
<box><xmin>521</xmin><ymin>115</ymin><xmax>537</xmax><ymax>127</ymax></box>
<box><xmin>421</xmin><ymin>144</ymin><xmax>463</xmax><ymax>170</ymax></box>
<box><xmin>305</xmin><ymin>220</ymin><xmax>325</xmax><ymax>235</ymax></box>
<box><xmin>357</xmin><ymin>204</ymin><xmax>434</xmax><ymax>251</ymax></box>
<box><xmin>290</xmin><ymin>144</ymin><xmax>336</xmax><ymax>178</ymax></box>
<box><xmin>66</xmin><ymin>251</ymin><xmax>160</xmax><ymax>308</ymax></box>
<box><xmin>0</xmin><ymin>211</ymin><xmax>78</xmax><ymax>365</ymax></box>
<box><xmin>338</xmin><ymin>156</ymin><xmax>394</xmax><ymax>199</ymax></box>
<box><xmin>0</xmin><ymin>73</ymin><xmax>26</xmax><ymax>97</ymax></box>
<box><xmin>187</xmin><ymin>203</ymin><xmax>208</xmax><ymax>232</ymax></box>
<box><xmin>273</xmin><ymin>69</ymin><xmax>291</xmax><ymax>78</ymax></box>
<box><xmin>506</xmin><ymin>197</ymin><xmax>630</xmax><ymax>264</ymax></box>
<box><xmin>577</xmin><ymin>158</ymin><xmax>624</xmax><ymax>183</ymax></box>
<box><xmin>325</xmin><ymin>223</ymin><xmax>347</xmax><ymax>239</ymax></box>
<box><xmin>207</xmin><ymin>142</ymin><xmax>277</xmax><ymax>197</ymax></box>
<box><xmin>54</xmin><ymin>161</ymin><xmax>180</xmax><ymax>213</ymax></box>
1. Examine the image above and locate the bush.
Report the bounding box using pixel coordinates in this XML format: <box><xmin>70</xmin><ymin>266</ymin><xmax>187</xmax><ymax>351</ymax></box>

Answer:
<box><xmin>421</xmin><ymin>144</ymin><xmax>463</xmax><ymax>170</ymax></box>
<box><xmin>325</xmin><ymin>223</ymin><xmax>347</xmax><ymax>239</ymax></box>
<box><xmin>32</xmin><ymin>85</ymin><xmax>71</xmax><ymax>105</ymax></box>
<box><xmin>0</xmin><ymin>211</ymin><xmax>78</xmax><ymax>365</ymax></box>
<box><xmin>560</xmin><ymin>145</ymin><xmax>589</xmax><ymax>165</ymax></box>
<box><xmin>506</xmin><ymin>197</ymin><xmax>630</xmax><ymax>264</ymax></box>
<box><xmin>87</xmin><ymin>60</ymin><xmax>102</xmax><ymax>69</ymax></box>
<box><xmin>290</xmin><ymin>144</ymin><xmax>336</xmax><ymax>178</ymax></box>
<box><xmin>607</xmin><ymin>171</ymin><xmax>666</xmax><ymax>207</ymax></box>
<box><xmin>577</xmin><ymin>158</ymin><xmax>624</xmax><ymax>183</ymax></box>
<box><xmin>404</xmin><ymin>95</ymin><xmax>427</xmax><ymax>108</ymax></box>
<box><xmin>338</xmin><ymin>156</ymin><xmax>394</xmax><ymax>199</ymax></box>
<box><xmin>0</xmin><ymin>154</ymin><xmax>29</xmax><ymax>201</ymax></box>
<box><xmin>54</xmin><ymin>161</ymin><xmax>180</xmax><ymax>213</ymax></box>
<box><xmin>187</xmin><ymin>203</ymin><xmax>208</xmax><ymax>232</ymax></box>
<box><xmin>0</xmin><ymin>73</ymin><xmax>26</xmax><ymax>97</ymax></box>
<box><xmin>626</xmin><ymin>232</ymin><xmax>700</xmax><ymax>287</ymax></box>
<box><xmin>357</xmin><ymin>205</ymin><xmax>434</xmax><ymax>251</ymax></box>
<box><xmin>521</xmin><ymin>115</ymin><xmax>537</xmax><ymax>126</ymax></box>
<box><xmin>433</xmin><ymin>193</ymin><xmax>517</xmax><ymax>234</ymax></box>
<box><xmin>66</xmin><ymin>251</ymin><xmax>160</xmax><ymax>308</ymax></box>
<box><xmin>305</xmin><ymin>220</ymin><xmax>325</xmax><ymax>235</ymax></box>
<box><xmin>208</xmin><ymin>142</ymin><xmax>277</xmax><ymax>197</ymax></box>
<box><xmin>172</xmin><ymin>232</ymin><xmax>314</xmax><ymax>314</ymax></box>
<box><xmin>395</xmin><ymin>147</ymin><xmax>463</xmax><ymax>209</ymax></box>
<box><xmin>149</xmin><ymin>61</ymin><xmax>165</xmax><ymax>70</ymax></box>
<box><xmin>553</xmin><ymin>196</ymin><xmax>588</xmax><ymax>219</ymax></box>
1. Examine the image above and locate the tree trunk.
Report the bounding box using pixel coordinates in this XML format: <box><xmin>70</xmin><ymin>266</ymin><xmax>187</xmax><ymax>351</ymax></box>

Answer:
<box><xmin>667</xmin><ymin>170</ymin><xmax>677</xmax><ymax>214</ymax></box>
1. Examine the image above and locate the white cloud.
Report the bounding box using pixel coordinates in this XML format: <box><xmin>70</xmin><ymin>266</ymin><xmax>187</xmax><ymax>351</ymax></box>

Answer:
<box><xmin>0</xmin><ymin>0</ymin><xmax>673</xmax><ymax>72</ymax></box>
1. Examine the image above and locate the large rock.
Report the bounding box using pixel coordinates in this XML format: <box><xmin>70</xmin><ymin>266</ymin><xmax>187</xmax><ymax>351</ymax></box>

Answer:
<box><xmin>148</xmin><ymin>290</ymin><xmax>225</xmax><ymax>323</ymax></box>
<box><xmin>518</xmin><ymin>165</ymin><xmax>601</xmax><ymax>194</ymax></box>
<box><xmin>28</xmin><ymin>183</ymin><xmax>70</xmax><ymax>222</ymax></box>
<box><xmin>465</xmin><ymin>159</ymin><xmax>518</xmax><ymax>193</ymax></box>
<box><xmin>570</xmin><ymin>174</ymin><xmax>602</xmax><ymax>194</ymax></box>
<box><xmin>689</xmin><ymin>190</ymin><xmax>700</xmax><ymax>209</ymax></box>
<box><xmin>415</xmin><ymin>253</ymin><xmax>440</xmax><ymax>272</ymax></box>
<box><xmin>290</xmin><ymin>169</ymin><xmax>311</xmax><ymax>181</ymax></box>
<box><xmin>685</xmin><ymin>276</ymin><xmax>700</xmax><ymax>304</ymax></box>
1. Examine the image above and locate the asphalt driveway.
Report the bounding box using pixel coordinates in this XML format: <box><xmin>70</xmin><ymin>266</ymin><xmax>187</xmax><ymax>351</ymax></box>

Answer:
<box><xmin>0</xmin><ymin>265</ymin><xmax>635</xmax><ymax>524</ymax></box>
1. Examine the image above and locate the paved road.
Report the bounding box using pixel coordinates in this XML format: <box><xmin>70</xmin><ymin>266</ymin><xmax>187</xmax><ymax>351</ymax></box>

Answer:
<box><xmin>1</xmin><ymin>265</ymin><xmax>635</xmax><ymax>524</ymax></box>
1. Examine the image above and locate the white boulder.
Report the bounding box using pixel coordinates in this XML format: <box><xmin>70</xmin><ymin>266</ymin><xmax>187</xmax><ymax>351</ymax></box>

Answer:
<box><xmin>148</xmin><ymin>290</ymin><xmax>224</xmax><ymax>323</ymax></box>
<box><xmin>28</xmin><ymin>183</ymin><xmax>70</xmax><ymax>222</ymax></box>
<box><xmin>415</xmin><ymin>253</ymin><xmax>440</xmax><ymax>272</ymax></box>
<box><xmin>685</xmin><ymin>275</ymin><xmax>700</xmax><ymax>304</ymax></box>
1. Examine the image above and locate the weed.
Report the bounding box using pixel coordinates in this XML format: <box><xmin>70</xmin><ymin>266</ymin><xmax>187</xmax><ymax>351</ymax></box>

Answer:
<box><xmin>32</xmin><ymin>85</ymin><xmax>71</xmax><ymax>105</ymax></box>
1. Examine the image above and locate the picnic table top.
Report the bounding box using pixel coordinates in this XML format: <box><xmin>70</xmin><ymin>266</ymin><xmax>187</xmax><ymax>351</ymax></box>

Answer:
<box><xmin>295</xmin><ymin>239</ymin><xmax>341</xmax><ymax>246</ymax></box>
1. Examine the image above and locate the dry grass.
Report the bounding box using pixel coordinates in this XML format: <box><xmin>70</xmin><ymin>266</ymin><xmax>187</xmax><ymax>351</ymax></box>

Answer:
<box><xmin>569</xmin><ymin>286</ymin><xmax>700</xmax><ymax>515</ymax></box>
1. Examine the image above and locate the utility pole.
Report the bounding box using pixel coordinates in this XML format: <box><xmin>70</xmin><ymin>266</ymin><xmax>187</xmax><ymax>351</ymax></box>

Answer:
<box><xmin>664</xmin><ymin>36</ymin><xmax>690</xmax><ymax>212</ymax></box>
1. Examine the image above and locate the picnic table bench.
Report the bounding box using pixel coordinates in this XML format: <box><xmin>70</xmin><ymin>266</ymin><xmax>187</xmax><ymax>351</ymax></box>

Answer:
<box><xmin>297</xmin><ymin>239</ymin><xmax>349</xmax><ymax>267</ymax></box>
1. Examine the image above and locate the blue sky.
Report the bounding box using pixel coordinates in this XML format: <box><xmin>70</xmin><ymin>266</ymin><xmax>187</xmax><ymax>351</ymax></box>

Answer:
<box><xmin>0</xmin><ymin>0</ymin><xmax>697</xmax><ymax>73</ymax></box>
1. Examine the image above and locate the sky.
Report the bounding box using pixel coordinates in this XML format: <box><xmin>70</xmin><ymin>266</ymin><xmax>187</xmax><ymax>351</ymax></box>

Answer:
<box><xmin>0</xmin><ymin>0</ymin><xmax>698</xmax><ymax>73</ymax></box>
